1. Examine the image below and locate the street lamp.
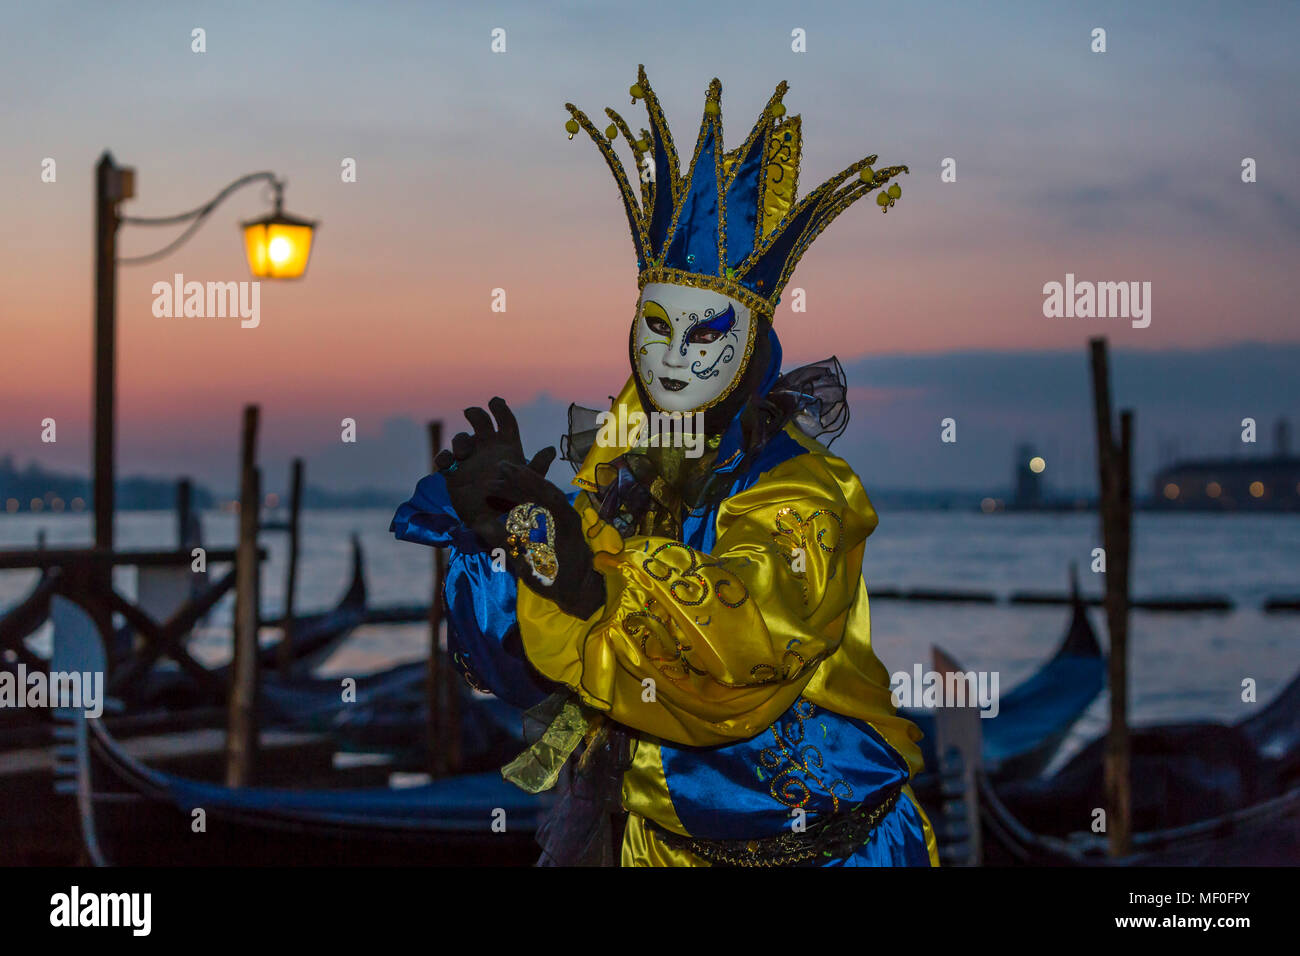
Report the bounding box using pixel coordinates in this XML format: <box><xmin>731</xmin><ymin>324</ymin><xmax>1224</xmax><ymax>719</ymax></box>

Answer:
<box><xmin>241</xmin><ymin>187</ymin><xmax>316</xmax><ymax>280</ymax></box>
<box><xmin>92</xmin><ymin>150</ymin><xmax>317</xmax><ymax>556</ymax></box>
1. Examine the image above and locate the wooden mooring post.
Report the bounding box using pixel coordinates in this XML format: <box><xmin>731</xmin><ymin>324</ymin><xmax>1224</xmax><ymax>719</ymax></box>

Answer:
<box><xmin>426</xmin><ymin>421</ymin><xmax>445</xmax><ymax>776</ymax></box>
<box><xmin>1089</xmin><ymin>337</ymin><xmax>1133</xmax><ymax>857</ymax></box>
<box><xmin>226</xmin><ymin>405</ymin><xmax>262</xmax><ymax>786</ymax></box>
<box><xmin>176</xmin><ymin>478</ymin><xmax>192</xmax><ymax>548</ymax></box>
<box><xmin>424</xmin><ymin>421</ymin><xmax>462</xmax><ymax>776</ymax></box>
<box><xmin>278</xmin><ymin>457</ymin><xmax>304</xmax><ymax>679</ymax></box>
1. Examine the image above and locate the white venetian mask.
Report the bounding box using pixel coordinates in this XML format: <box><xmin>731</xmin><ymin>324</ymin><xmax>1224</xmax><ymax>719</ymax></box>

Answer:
<box><xmin>631</xmin><ymin>282</ymin><xmax>755</xmax><ymax>413</ymax></box>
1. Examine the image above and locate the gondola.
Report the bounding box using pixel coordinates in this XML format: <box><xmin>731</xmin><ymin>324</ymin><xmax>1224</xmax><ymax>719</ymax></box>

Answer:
<box><xmin>258</xmin><ymin>535</ymin><xmax>368</xmax><ymax>676</ymax></box>
<box><xmin>988</xmin><ymin>667</ymin><xmax>1300</xmax><ymax>838</ymax></box>
<box><xmin>0</xmin><ymin>568</ymin><xmax>60</xmax><ymax>668</ymax></box>
<box><xmin>122</xmin><ymin>537</ymin><xmax>369</xmax><ymax>710</ymax></box>
<box><xmin>5</xmin><ymin>539</ymin><xmax>521</xmax><ymax>769</ymax></box>
<box><xmin>45</xmin><ymin>595</ymin><xmax>544</xmax><ymax>866</ymax></box>
<box><xmin>1239</xmin><ymin>667</ymin><xmax>1300</xmax><ymax>772</ymax></box>
<box><xmin>1</xmin><ymin>540</ymin><xmax>370</xmax><ymax>748</ymax></box>
<box><xmin>264</xmin><ymin>659</ymin><xmax>525</xmax><ymax>771</ymax></box>
<box><xmin>256</xmin><ymin>659</ymin><xmax>430</xmax><ymax>727</ymax></box>
<box><xmin>978</xmin><ymin>669</ymin><xmax>1300</xmax><ymax>865</ymax></box>
<box><xmin>74</xmin><ymin>715</ymin><xmax>545</xmax><ymax>865</ymax></box>
<box><xmin>978</xmin><ymin>769</ymin><xmax>1300</xmax><ymax>866</ymax></box>
<box><xmin>0</xmin><ymin>579</ymin><xmax>51</xmax><ymax>743</ymax></box>
<box><xmin>903</xmin><ymin>578</ymin><xmax>1106</xmax><ymax>781</ymax></box>
<box><xmin>1</xmin><ymin>538</ymin><xmax>367</xmax><ymax>699</ymax></box>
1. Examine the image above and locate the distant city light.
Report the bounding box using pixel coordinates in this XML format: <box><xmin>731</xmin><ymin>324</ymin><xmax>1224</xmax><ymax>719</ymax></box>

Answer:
<box><xmin>1163</xmin><ymin>483</ymin><xmax>1180</xmax><ymax>500</ymax></box>
<box><xmin>1205</xmin><ymin>481</ymin><xmax>1221</xmax><ymax>498</ymax></box>
<box><xmin>1249</xmin><ymin>481</ymin><xmax>1265</xmax><ymax>498</ymax></box>
<box><xmin>1029</xmin><ymin>456</ymin><xmax>1046</xmax><ymax>474</ymax></box>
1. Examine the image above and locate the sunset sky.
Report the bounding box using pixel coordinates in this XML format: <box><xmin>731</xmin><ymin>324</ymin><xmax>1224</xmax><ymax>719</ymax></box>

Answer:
<box><xmin>2</xmin><ymin>0</ymin><xmax>1297</xmax><ymax>495</ymax></box>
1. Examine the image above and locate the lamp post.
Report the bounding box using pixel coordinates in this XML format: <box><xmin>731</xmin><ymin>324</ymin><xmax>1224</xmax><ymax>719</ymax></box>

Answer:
<box><xmin>92</xmin><ymin>153</ymin><xmax>127</xmax><ymax>556</ymax></box>
<box><xmin>91</xmin><ymin>150</ymin><xmax>317</xmax><ymax>554</ymax></box>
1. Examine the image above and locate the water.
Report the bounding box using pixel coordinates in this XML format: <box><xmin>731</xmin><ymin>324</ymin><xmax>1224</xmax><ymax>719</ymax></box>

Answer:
<box><xmin>3</xmin><ymin>509</ymin><xmax>1297</xmax><ymax>762</ymax></box>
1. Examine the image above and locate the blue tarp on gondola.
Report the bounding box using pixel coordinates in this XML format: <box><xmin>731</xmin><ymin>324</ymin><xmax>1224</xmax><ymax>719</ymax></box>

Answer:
<box><xmin>903</xmin><ymin>596</ymin><xmax>1106</xmax><ymax>776</ymax></box>
<box><xmin>905</xmin><ymin>653</ymin><xmax>1106</xmax><ymax>772</ymax></box>
<box><xmin>156</xmin><ymin>771</ymin><xmax>548</xmax><ymax>830</ymax></box>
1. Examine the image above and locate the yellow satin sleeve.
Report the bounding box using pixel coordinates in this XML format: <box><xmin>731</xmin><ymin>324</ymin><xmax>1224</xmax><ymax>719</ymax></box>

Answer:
<box><xmin>515</xmin><ymin>447</ymin><xmax>877</xmax><ymax>747</ymax></box>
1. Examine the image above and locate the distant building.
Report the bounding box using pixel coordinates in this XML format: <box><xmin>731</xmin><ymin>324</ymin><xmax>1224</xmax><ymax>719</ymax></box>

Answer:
<box><xmin>1012</xmin><ymin>443</ymin><xmax>1044</xmax><ymax>509</ymax></box>
<box><xmin>999</xmin><ymin>443</ymin><xmax>1091</xmax><ymax>512</ymax></box>
<box><xmin>1152</xmin><ymin>419</ymin><xmax>1300</xmax><ymax>511</ymax></box>
<box><xmin>0</xmin><ymin>456</ymin><xmax>216</xmax><ymax>514</ymax></box>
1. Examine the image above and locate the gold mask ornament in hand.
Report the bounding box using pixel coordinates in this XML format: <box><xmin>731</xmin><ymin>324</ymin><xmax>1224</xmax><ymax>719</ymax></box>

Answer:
<box><xmin>505</xmin><ymin>503</ymin><xmax>559</xmax><ymax>586</ymax></box>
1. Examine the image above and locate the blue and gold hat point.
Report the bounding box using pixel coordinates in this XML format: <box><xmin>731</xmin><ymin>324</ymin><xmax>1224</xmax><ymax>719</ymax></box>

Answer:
<box><xmin>565</xmin><ymin>64</ymin><xmax>908</xmax><ymax>322</ymax></box>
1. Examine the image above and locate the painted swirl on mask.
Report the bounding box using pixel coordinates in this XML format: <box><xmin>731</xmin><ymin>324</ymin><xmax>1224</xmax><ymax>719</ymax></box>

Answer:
<box><xmin>637</xmin><ymin>299</ymin><xmax>672</xmax><ymax>383</ymax></box>
<box><xmin>677</xmin><ymin>303</ymin><xmax>737</xmax><ymax>357</ymax></box>
<box><xmin>690</xmin><ymin>343</ymin><xmax>735</xmax><ymax>380</ymax></box>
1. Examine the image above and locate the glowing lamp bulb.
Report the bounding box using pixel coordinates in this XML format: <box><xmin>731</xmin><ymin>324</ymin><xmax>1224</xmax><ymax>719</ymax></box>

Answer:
<box><xmin>242</xmin><ymin>207</ymin><xmax>317</xmax><ymax>279</ymax></box>
<box><xmin>268</xmin><ymin>236</ymin><xmax>292</xmax><ymax>265</ymax></box>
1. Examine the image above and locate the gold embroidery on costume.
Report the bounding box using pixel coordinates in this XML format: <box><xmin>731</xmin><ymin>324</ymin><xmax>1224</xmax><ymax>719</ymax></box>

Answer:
<box><xmin>757</xmin><ymin>698</ymin><xmax>852</xmax><ymax>810</ymax></box>
<box><xmin>760</xmin><ymin>115</ymin><xmax>800</xmax><ymax>238</ymax></box>
<box><xmin>746</xmin><ymin>638</ymin><xmax>814</xmax><ymax>685</ymax></box>
<box><xmin>628</xmin><ymin>542</ymin><xmax>825</xmax><ymax>687</ymax></box>
<box><xmin>640</xmin><ymin>541</ymin><xmax>751</xmax><ymax>609</ymax></box>
<box><xmin>772</xmin><ymin>506</ymin><xmax>843</xmax><ymax>602</ymax></box>
<box><xmin>620</xmin><ymin>584</ymin><xmax>821</xmax><ymax>690</ymax></box>
<box><xmin>624</xmin><ymin>598</ymin><xmax>708</xmax><ymax>682</ymax></box>
<box><xmin>452</xmin><ymin>652</ymin><xmax>492</xmax><ymax>694</ymax></box>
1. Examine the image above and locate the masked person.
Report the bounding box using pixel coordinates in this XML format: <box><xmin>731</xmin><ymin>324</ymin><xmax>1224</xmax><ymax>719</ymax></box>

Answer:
<box><xmin>392</xmin><ymin>66</ymin><xmax>937</xmax><ymax>867</ymax></box>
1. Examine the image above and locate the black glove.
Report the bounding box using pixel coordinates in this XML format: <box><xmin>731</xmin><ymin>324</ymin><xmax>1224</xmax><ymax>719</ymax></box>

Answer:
<box><xmin>474</xmin><ymin>460</ymin><xmax>606</xmax><ymax>620</ymax></box>
<box><xmin>435</xmin><ymin>397</ymin><xmax>556</xmax><ymax>531</ymax></box>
